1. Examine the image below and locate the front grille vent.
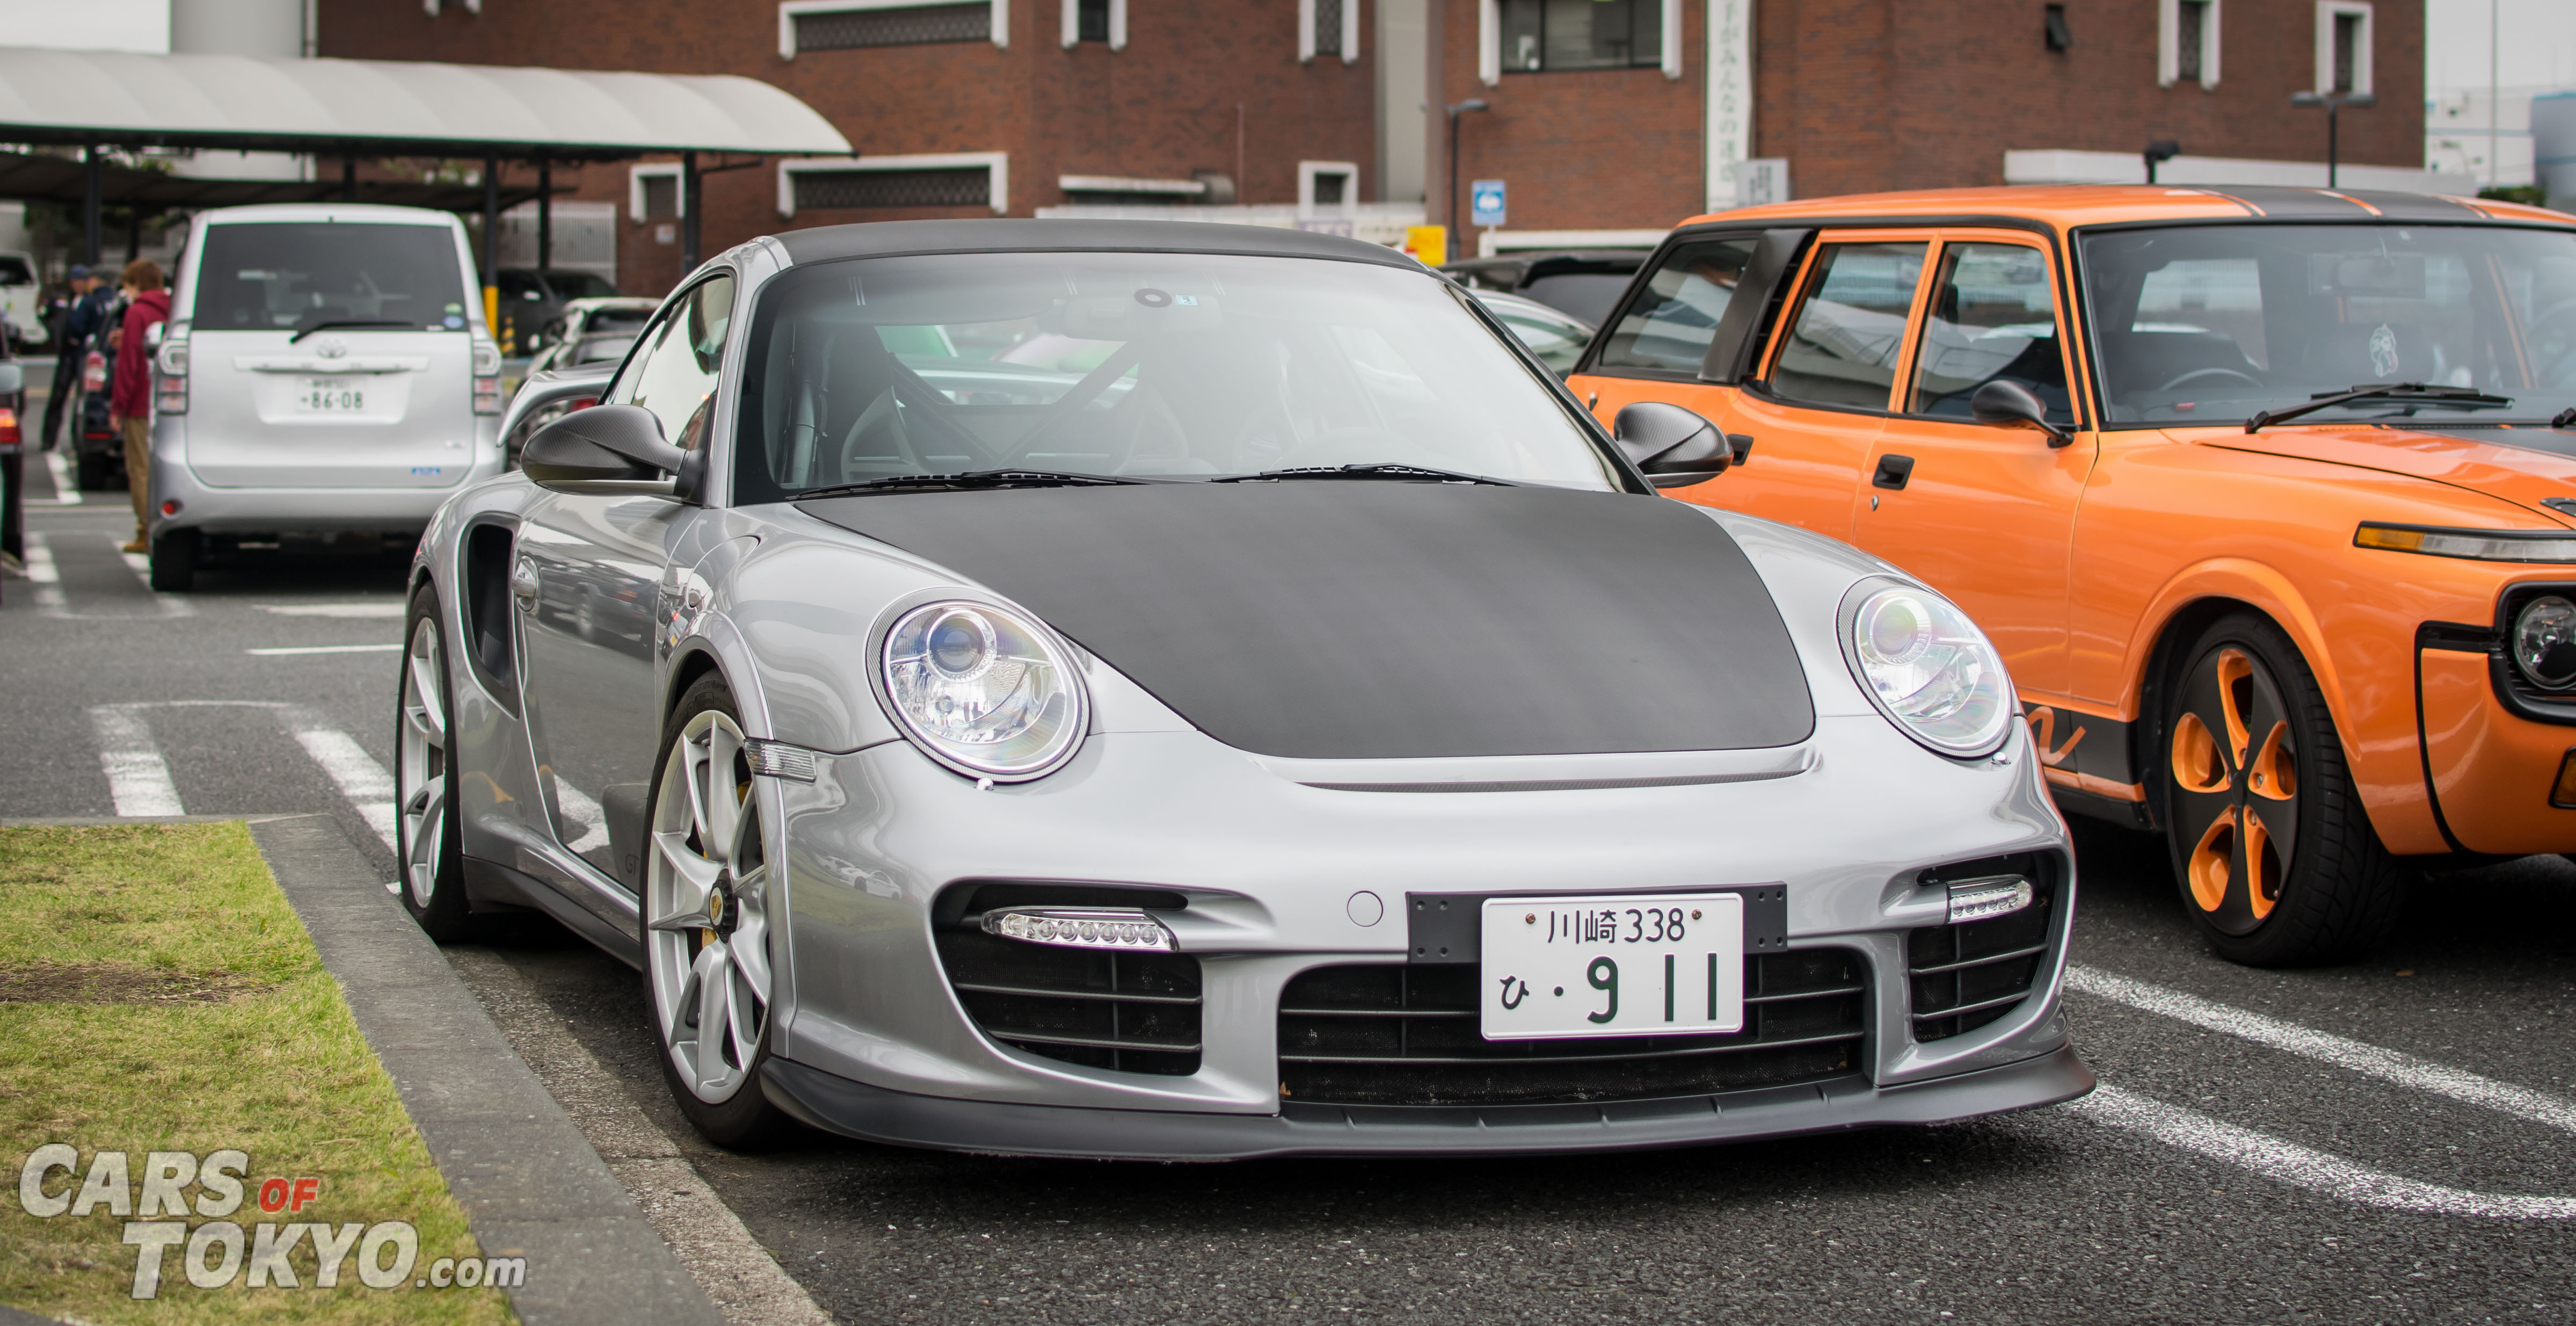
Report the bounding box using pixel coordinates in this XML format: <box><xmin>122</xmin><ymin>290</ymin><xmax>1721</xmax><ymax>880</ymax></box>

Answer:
<box><xmin>932</xmin><ymin>883</ymin><xmax>1199</xmax><ymax>1076</ymax></box>
<box><xmin>1277</xmin><ymin>948</ymin><xmax>1869</xmax><ymax>1107</ymax></box>
<box><xmin>1908</xmin><ymin>852</ymin><xmax>2062</xmax><ymax>1043</ymax></box>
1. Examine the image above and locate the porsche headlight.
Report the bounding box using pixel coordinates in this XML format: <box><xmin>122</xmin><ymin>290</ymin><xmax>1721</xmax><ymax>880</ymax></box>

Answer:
<box><xmin>1839</xmin><ymin>581</ymin><xmax>2013</xmax><ymax>758</ymax></box>
<box><xmin>878</xmin><ymin>600</ymin><xmax>1087</xmax><ymax>780</ymax></box>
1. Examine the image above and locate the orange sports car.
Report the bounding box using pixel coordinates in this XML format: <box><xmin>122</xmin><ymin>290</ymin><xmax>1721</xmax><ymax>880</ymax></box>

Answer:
<box><xmin>1571</xmin><ymin>184</ymin><xmax>2576</xmax><ymax>966</ymax></box>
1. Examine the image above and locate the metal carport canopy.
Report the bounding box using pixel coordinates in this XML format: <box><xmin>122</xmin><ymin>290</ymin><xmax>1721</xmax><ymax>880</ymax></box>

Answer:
<box><xmin>0</xmin><ymin>48</ymin><xmax>851</xmax><ymax>159</ymax></box>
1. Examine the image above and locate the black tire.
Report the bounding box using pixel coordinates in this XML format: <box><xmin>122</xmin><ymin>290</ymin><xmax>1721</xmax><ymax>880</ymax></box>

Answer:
<box><xmin>148</xmin><ymin>528</ymin><xmax>198</xmax><ymax>592</ymax></box>
<box><xmin>2156</xmin><ymin>611</ymin><xmax>2410</xmax><ymax>965</ymax></box>
<box><xmin>641</xmin><ymin>674</ymin><xmax>796</xmax><ymax>1149</ymax></box>
<box><xmin>396</xmin><ymin>588</ymin><xmax>477</xmax><ymax>941</ymax></box>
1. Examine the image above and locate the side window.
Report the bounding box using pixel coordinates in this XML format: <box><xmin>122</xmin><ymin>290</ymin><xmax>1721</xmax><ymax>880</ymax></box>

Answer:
<box><xmin>1766</xmin><ymin>241</ymin><xmax>1926</xmax><ymax>410</ymax></box>
<box><xmin>1593</xmin><ymin>238</ymin><xmax>1757</xmax><ymax>374</ymax></box>
<box><xmin>610</xmin><ymin>274</ymin><xmax>736</xmax><ymax>451</ymax></box>
<box><xmin>1906</xmin><ymin>242</ymin><xmax>2075</xmax><ymax>425</ymax></box>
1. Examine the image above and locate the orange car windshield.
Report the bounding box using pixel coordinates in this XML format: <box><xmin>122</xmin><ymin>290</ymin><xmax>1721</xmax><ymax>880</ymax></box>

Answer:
<box><xmin>2079</xmin><ymin>223</ymin><xmax>2576</xmax><ymax>428</ymax></box>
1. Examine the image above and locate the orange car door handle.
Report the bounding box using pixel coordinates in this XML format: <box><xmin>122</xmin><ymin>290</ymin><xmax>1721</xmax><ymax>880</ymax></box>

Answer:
<box><xmin>1873</xmin><ymin>454</ymin><xmax>1915</xmax><ymax>490</ymax></box>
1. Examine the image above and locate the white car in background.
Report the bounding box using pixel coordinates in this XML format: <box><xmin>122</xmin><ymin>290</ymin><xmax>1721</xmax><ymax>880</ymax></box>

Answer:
<box><xmin>1</xmin><ymin>251</ymin><xmax>46</xmax><ymax>352</ymax></box>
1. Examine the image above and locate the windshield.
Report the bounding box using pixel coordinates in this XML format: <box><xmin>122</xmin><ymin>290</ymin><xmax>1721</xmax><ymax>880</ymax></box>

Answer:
<box><xmin>733</xmin><ymin>251</ymin><xmax>1617</xmax><ymax>499</ymax></box>
<box><xmin>2081</xmin><ymin>222</ymin><xmax>2576</xmax><ymax>427</ymax></box>
<box><xmin>191</xmin><ymin>222</ymin><xmax>470</xmax><ymax>334</ymax></box>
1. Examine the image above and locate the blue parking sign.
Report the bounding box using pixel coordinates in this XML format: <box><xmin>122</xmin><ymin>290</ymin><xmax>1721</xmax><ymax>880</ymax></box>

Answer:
<box><xmin>1470</xmin><ymin>180</ymin><xmax>1506</xmax><ymax>228</ymax></box>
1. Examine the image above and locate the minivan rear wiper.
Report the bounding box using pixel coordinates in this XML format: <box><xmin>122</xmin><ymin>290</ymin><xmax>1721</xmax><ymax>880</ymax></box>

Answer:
<box><xmin>289</xmin><ymin>318</ymin><xmax>418</xmax><ymax>343</ymax></box>
<box><xmin>795</xmin><ymin>469</ymin><xmax>1159</xmax><ymax>498</ymax></box>
<box><xmin>2245</xmin><ymin>383</ymin><xmax>2515</xmax><ymax>432</ymax></box>
<box><xmin>1210</xmin><ymin>462</ymin><xmax>1520</xmax><ymax>486</ymax></box>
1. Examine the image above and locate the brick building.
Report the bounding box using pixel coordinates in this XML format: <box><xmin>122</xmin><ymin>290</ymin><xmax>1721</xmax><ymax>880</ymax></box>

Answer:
<box><xmin>1433</xmin><ymin>0</ymin><xmax>2437</xmax><ymax>245</ymax></box>
<box><xmin>314</xmin><ymin>0</ymin><xmax>2440</xmax><ymax>290</ymax></box>
<box><xmin>318</xmin><ymin>0</ymin><xmax>1398</xmax><ymax>293</ymax></box>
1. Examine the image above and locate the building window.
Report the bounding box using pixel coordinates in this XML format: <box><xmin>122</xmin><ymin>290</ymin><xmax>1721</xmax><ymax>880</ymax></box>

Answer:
<box><xmin>630</xmin><ymin>163</ymin><xmax>683</xmax><ymax>224</ymax></box>
<box><xmin>779</xmin><ymin>0</ymin><xmax>1010</xmax><ymax>57</ymax></box>
<box><xmin>778</xmin><ymin>154</ymin><xmax>1009</xmax><ymax>218</ymax></box>
<box><xmin>2159</xmin><ymin>0</ymin><xmax>2220</xmax><ymax>89</ymax></box>
<box><xmin>1059</xmin><ymin>0</ymin><xmax>1123</xmax><ymax>48</ymax></box>
<box><xmin>1298</xmin><ymin>161</ymin><xmax>1358</xmax><ymax>218</ymax></box>
<box><xmin>2312</xmin><ymin>1</ymin><xmax>2371</xmax><ymax>96</ymax></box>
<box><xmin>1499</xmin><ymin>0</ymin><xmax>1662</xmax><ymax>73</ymax></box>
<box><xmin>1298</xmin><ymin>0</ymin><xmax>1358</xmax><ymax>63</ymax></box>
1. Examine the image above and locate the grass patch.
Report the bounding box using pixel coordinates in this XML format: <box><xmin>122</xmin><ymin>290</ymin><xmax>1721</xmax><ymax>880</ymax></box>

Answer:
<box><xmin>0</xmin><ymin>824</ymin><xmax>513</xmax><ymax>1324</ymax></box>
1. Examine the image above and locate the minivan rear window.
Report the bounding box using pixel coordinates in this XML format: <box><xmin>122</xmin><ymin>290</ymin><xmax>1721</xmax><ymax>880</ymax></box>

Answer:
<box><xmin>0</xmin><ymin>256</ymin><xmax>33</xmax><ymax>285</ymax></box>
<box><xmin>192</xmin><ymin>223</ymin><xmax>469</xmax><ymax>334</ymax></box>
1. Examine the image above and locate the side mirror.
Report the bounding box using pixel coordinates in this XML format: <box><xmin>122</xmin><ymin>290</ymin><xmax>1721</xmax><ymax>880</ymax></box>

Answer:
<box><xmin>1613</xmin><ymin>401</ymin><xmax>1732</xmax><ymax>489</ymax></box>
<box><xmin>521</xmin><ymin>403</ymin><xmax>688</xmax><ymax>491</ymax></box>
<box><xmin>1969</xmin><ymin>380</ymin><xmax>2072</xmax><ymax>447</ymax></box>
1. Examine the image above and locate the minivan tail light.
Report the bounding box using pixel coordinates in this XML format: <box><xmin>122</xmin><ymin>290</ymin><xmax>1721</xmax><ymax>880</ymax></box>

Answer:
<box><xmin>155</xmin><ymin>336</ymin><xmax>188</xmax><ymax>415</ymax></box>
<box><xmin>471</xmin><ymin>338</ymin><xmax>503</xmax><ymax>415</ymax></box>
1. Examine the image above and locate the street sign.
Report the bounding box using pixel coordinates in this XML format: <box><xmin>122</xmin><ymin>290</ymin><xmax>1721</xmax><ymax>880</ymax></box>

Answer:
<box><xmin>1470</xmin><ymin>179</ymin><xmax>1507</xmax><ymax>228</ymax></box>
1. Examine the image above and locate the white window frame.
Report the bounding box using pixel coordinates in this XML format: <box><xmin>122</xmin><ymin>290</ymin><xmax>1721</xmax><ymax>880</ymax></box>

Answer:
<box><xmin>1297</xmin><ymin>0</ymin><xmax>1361</xmax><ymax>65</ymax></box>
<box><xmin>2312</xmin><ymin>0</ymin><xmax>2371</xmax><ymax>96</ymax></box>
<box><xmin>1659</xmin><ymin>0</ymin><xmax>1682</xmax><ymax>79</ymax></box>
<box><xmin>776</xmin><ymin>152</ymin><xmax>1010</xmax><ymax>218</ymax></box>
<box><xmin>1298</xmin><ymin>160</ymin><xmax>1359</xmax><ymax>218</ymax></box>
<box><xmin>778</xmin><ymin>0</ymin><xmax>1009</xmax><ymax>57</ymax></box>
<box><xmin>629</xmin><ymin>162</ymin><xmax>683</xmax><ymax>224</ymax></box>
<box><xmin>2158</xmin><ymin>0</ymin><xmax>2220</xmax><ymax>89</ymax></box>
<box><xmin>1058</xmin><ymin>0</ymin><xmax>1125</xmax><ymax>49</ymax></box>
<box><xmin>1478</xmin><ymin>0</ymin><xmax>1500</xmax><ymax>85</ymax></box>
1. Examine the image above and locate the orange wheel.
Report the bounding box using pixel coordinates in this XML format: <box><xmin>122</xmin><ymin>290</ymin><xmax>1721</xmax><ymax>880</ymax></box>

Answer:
<box><xmin>2157</xmin><ymin>612</ymin><xmax>2407</xmax><ymax>966</ymax></box>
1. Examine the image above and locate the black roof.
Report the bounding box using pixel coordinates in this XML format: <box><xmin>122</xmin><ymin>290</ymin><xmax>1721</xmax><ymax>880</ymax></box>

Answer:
<box><xmin>770</xmin><ymin>218</ymin><xmax>1422</xmax><ymax>270</ymax></box>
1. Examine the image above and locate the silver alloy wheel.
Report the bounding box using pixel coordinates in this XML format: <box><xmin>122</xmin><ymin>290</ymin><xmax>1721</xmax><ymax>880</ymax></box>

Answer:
<box><xmin>645</xmin><ymin>709</ymin><xmax>773</xmax><ymax>1105</ymax></box>
<box><xmin>398</xmin><ymin>615</ymin><xmax>449</xmax><ymax>907</ymax></box>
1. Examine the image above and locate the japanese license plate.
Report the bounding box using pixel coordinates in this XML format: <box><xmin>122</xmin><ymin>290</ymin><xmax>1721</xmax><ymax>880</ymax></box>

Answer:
<box><xmin>1479</xmin><ymin>894</ymin><xmax>1745</xmax><ymax>1040</ymax></box>
<box><xmin>294</xmin><ymin>378</ymin><xmax>367</xmax><ymax>412</ymax></box>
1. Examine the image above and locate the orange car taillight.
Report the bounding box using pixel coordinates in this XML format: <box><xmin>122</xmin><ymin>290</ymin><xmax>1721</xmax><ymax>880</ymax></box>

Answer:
<box><xmin>0</xmin><ymin>407</ymin><xmax>19</xmax><ymax>447</ymax></box>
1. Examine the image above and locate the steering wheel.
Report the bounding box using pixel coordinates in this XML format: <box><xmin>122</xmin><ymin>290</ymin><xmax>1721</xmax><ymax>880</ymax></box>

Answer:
<box><xmin>2159</xmin><ymin>367</ymin><xmax>2264</xmax><ymax>393</ymax></box>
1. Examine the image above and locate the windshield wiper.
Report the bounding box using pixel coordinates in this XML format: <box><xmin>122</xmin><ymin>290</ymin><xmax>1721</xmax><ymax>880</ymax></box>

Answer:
<box><xmin>2245</xmin><ymin>383</ymin><xmax>2515</xmax><ymax>433</ymax></box>
<box><xmin>1210</xmin><ymin>462</ymin><xmax>1520</xmax><ymax>487</ymax></box>
<box><xmin>289</xmin><ymin>318</ymin><xmax>417</xmax><ymax>343</ymax></box>
<box><xmin>795</xmin><ymin>469</ymin><xmax>1158</xmax><ymax>498</ymax></box>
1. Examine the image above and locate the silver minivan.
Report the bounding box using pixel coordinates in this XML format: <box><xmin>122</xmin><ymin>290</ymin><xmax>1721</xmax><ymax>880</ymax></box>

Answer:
<box><xmin>147</xmin><ymin>204</ymin><xmax>508</xmax><ymax>589</ymax></box>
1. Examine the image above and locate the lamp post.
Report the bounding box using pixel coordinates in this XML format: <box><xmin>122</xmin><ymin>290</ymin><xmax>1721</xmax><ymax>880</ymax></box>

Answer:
<box><xmin>2290</xmin><ymin>91</ymin><xmax>2376</xmax><ymax>189</ymax></box>
<box><xmin>1445</xmin><ymin>99</ymin><xmax>1488</xmax><ymax>250</ymax></box>
<box><xmin>2143</xmin><ymin>139</ymin><xmax>2180</xmax><ymax>185</ymax></box>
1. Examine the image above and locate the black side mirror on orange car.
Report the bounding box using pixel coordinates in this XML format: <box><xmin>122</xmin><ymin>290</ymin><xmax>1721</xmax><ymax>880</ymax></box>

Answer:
<box><xmin>1969</xmin><ymin>380</ymin><xmax>2073</xmax><ymax>447</ymax></box>
<box><xmin>1613</xmin><ymin>401</ymin><xmax>1733</xmax><ymax>489</ymax></box>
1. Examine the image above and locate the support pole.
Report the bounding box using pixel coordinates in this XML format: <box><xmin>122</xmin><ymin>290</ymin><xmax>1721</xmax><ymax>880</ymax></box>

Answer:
<box><xmin>125</xmin><ymin>209</ymin><xmax>141</xmax><ymax>262</ymax></box>
<box><xmin>82</xmin><ymin>144</ymin><xmax>101</xmax><ymax>266</ymax></box>
<box><xmin>2327</xmin><ymin>102</ymin><xmax>2340</xmax><ymax>190</ymax></box>
<box><xmin>536</xmin><ymin>156</ymin><xmax>553</xmax><ymax>272</ymax></box>
<box><xmin>680</xmin><ymin>151</ymin><xmax>701</xmax><ymax>274</ymax></box>
<box><xmin>482</xmin><ymin>155</ymin><xmax>500</xmax><ymax>336</ymax></box>
<box><xmin>342</xmin><ymin>154</ymin><xmax>356</xmax><ymax>202</ymax></box>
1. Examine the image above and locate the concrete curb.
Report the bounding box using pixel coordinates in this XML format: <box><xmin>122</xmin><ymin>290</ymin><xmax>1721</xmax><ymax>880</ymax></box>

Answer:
<box><xmin>249</xmin><ymin>815</ymin><xmax>724</xmax><ymax>1326</ymax></box>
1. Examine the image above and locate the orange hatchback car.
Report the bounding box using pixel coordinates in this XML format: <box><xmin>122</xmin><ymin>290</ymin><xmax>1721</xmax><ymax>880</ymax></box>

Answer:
<box><xmin>1572</xmin><ymin>185</ymin><xmax>2576</xmax><ymax>966</ymax></box>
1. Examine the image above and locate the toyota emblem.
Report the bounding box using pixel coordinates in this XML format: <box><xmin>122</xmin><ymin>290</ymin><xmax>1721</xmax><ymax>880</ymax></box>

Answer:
<box><xmin>315</xmin><ymin>337</ymin><xmax>348</xmax><ymax>359</ymax></box>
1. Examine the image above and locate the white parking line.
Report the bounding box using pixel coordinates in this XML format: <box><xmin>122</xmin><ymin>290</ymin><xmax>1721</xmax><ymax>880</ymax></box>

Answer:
<box><xmin>2069</xmin><ymin>966</ymin><xmax>2576</xmax><ymax>1136</ymax></box>
<box><xmin>257</xmin><ymin>603</ymin><xmax>405</xmax><ymax>618</ymax></box>
<box><xmin>86</xmin><ymin>706</ymin><xmax>184</xmax><ymax>816</ymax></box>
<box><xmin>21</xmin><ymin>532</ymin><xmax>67</xmax><ymax>614</ymax></box>
<box><xmin>43</xmin><ymin>449</ymin><xmax>80</xmax><ymax>504</ymax></box>
<box><xmin>2071</xmin><ymin>1085</ymin><xmax>2576</xmax><ymax>1220</ymax></box>
<box><xmin>282</xmin><ymin>708</ymin><xmax>398</xmax><ymax>852</ymax></box>
<box><xmin>248</xmin><ymin>643</ymin><xmax>403</xmax><ymax>656</ymax></box>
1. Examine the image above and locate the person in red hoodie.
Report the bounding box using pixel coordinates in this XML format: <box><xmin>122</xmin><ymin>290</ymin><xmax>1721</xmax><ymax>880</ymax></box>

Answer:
<box><xmin>106</xmin><ymin>258</ymin><xmax>171</xmax><ymax>554</ymax></box>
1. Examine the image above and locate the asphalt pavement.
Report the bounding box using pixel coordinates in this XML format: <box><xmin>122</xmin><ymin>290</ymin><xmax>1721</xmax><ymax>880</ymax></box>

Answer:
<box><xmin>8</xmin><ymin>404</ymin><xmax>2576</xmax><ymax>1324</ymax></box>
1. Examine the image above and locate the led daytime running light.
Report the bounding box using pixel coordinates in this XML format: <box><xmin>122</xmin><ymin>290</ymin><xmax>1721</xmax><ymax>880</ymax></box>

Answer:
<box><xmin>983</xmin><ymin>907</ymin><xmax>1175</xmax><ymax>951</ymax></box>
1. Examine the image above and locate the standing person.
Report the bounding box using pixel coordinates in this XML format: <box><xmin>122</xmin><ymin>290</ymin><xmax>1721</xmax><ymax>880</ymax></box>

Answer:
<box><xmin>40</xmin><ymin>266</ymin><xmax>103</xmax><ymax>451</ymax></box>
<box><xmin>105</xmin><ymin>259</ymin><xmax>168</xmax><ymax>554</ymax></box>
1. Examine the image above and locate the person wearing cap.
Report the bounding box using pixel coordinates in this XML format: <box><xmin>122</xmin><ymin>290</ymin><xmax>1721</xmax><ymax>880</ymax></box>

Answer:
<box><xmin>105</xmin><ymin>258</ymin><xmax>169</xmax><ymax>554</ymax></box>
<box><xmin>40</xmin><ymin>265</ymin><xmax>106</xmax><ymax>451</ymax></box>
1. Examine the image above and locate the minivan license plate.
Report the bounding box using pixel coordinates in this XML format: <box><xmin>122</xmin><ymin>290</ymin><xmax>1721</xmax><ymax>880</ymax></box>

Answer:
<box><xmin>295</xmin><ymin>379</ymin><xmax>366</xmax><ymax>412</ymax></box>
<box><xmin>1480</xmin><ymin>894</ymin><xmax>1744</xmax><ymax>1040</ymax></box>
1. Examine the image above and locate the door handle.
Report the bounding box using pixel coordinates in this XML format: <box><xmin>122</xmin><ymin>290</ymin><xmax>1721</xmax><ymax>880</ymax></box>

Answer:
<box><xmin>1872</xmin><ymin>454</ymin><xmax>1915</xmax><ymax>491</ymax></box>
<box><xmin>510</xmin><ymin>560</ymin><xmax>541</xmax><ymax>611</ymax></box>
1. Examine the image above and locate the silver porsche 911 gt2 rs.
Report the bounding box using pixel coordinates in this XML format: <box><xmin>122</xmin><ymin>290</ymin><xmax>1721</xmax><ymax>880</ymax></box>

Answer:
<box><xmin>395</xmin><ymin>220</ymin><xmax>2091</xmax><ymax>1158</ymax></box>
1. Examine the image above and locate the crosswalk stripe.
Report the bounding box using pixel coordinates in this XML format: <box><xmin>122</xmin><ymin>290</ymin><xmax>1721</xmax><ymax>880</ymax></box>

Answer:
<box><xmin>22</xmin><ymin>532</ymin><xmax>67</xmax><ymax>614</ymax></box>
<box><xmin>86</xmin><ymin>705</ymin><xmax>184</xmax><ymax>817</ymax></box>
<box><xmin>285</xmin><ymin>713</ymin><xmax>399</xmax><ymax>852</ymax></box>
<box><xmin>42</xmin><ymin>449</ymin><xmax>81</xmax><ymax>504</ymax></box>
